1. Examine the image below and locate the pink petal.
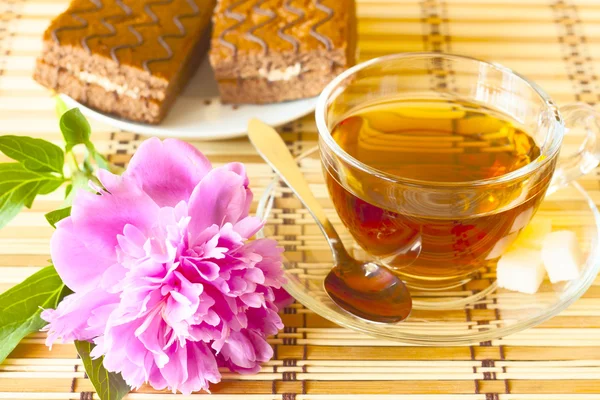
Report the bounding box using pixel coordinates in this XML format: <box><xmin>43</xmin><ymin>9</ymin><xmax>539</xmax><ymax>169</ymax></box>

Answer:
<box><xmin>178</xmin><ymin>342</ymin><xmax>220</xmax><ymax>394</ymax></box>
<box><xmin>200</xmin><ymin>233</ymin><xmax>228</xmax><ymax>260</ymax></box>
<box><xmin>121</xmin><ymin>359</ymin><xmax>147</xmax><ymax>390</ymax></box>
<box><xmin>70</xmin><ymin>176</ymin><xmax>160</xmax><ymax>259</ymax></box>
<box><xmin>219</xmin><ymin>331</ymin><xmax>257</xmax><ymax>369</ymax></box>
<box><xmin>189</xmin><ymin>224</ymin><xmax>219</xmax><ymax>252</ymax></box>
<box><xmin>164</xmin><ymin>273</ymin><xmax>202</xmax><ymax>326</ymax></box>
<box><xmin>133</xmin><ymin>308</ymin><xmax>170</xmax><ymax>368</ymax></box>
<box><xmin>218</xmin><ymin>330</ymin><xmax>273</xmax><ymax>374</ymax></box>
<box><xmin>225</xmin><ymin>162</ymin><xmax>249</xmax><ymax>186</ymax></box>
<box><xmin>117</xmin><ymin>224</ymin><xmax>147</xmax><ymax>259</ymax></box>
<box><xmin>215</xmin><ymin>223</ymin><xmax>245</xmax><ymax>252</ymax></box>
<box><xmin>159</xmin><ymin>343</ymin><xmax>189</xmax><ymax>393</ymax></box>
<box><xmin>187</xmin><ymin>164</ymin><xmax>252</xmax><ymax>241</ymax></box>
<box><xmin>233</xmin><ymin>216</ymin><xmax>264</xmax><ymax>239</ymax></box>
<box><xmin>147</xmin><ymin>362</ymin><xmax>168</xmax><ymax>391</ymax></box>
<box><xmin>273</xmin><ymin>287</ymin><xmax>294</xmax><ymax>310</ymax></box>
<box><xmin>246</xmin><ymin>303</ymin><xmax>284</xmax><ymax>336</ymax></box>
<box><xmin>50</xmin><ymin>218</ymin><xmax>115</xmax><ymax>292</ymax></box>
<box><xmin>42</xmin><ymin>288</ymin><xmax>119</xmax><ymax>346</ymax></box>
<box><xmin>100</xmin><ymin>323</ymin><xmax>149</xmax><ymax>389</ymax></box>
<box><xmin>243</xmin><ymin>267</ymin><xmax>265</xmax><ymax>285</ymax></box>
<box><xmin>96</xmin><ymin>169</ymin><xmax>121</xmax><ymax>193</ymax></box>
<box><xmin>182</xmin><ymin>259</ymin><xmax>220</xmax><ymax>281</ymax></box>
<box><xmin>87</xmin><ymin>303</ymin><xmax>119</xmax><ymax>335</ymax></box>
<box><xmin>246</xmin><ymin>239</ymin><xmax>285</xmax><ymax>287</ymax></box>
<box><xmin>240</xmin><ymin>292</ymin><xmax>264</xmax><ymax>308</ymax></box>
<box><xmin>224</xmin><ymin>163</ymin><xmax>253</xmax><ymax>218</ymax></box>
<box><xmin>126</xmin><ymin>138</ymin><xmax>212</xmax><ymax>207</ymax></box>
<box><xmin>189</xmin><ymin>323</ymin><xmax>220</xmax><ymax>342</ymax></box>
<box><xmin>246</xmin><ymin>330</ymin><xmax>273</xmax><ymax>364</ymax></box>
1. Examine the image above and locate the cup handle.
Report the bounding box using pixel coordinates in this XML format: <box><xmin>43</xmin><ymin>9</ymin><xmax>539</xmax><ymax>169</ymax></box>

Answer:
<box><xmin>549</xmin><ymin>103</ymin><xmax>600</xmax><ymax>192</ymax></box>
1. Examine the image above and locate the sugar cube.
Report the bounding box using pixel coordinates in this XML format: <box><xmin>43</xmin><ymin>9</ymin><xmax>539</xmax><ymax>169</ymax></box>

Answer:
<box><xmin>510</xmin><ymin>218</ymin><xmax>553</xmax><ymax>250</ymax></box>
<box><xmin>497</xmin><ymin>248</ymin><xmax>546</xmax><ymax>294</ymax></box>
<box><xmin>541</xmin><ymin>230</ymin><xmax>583</xmax><ymax>283</ymax></box>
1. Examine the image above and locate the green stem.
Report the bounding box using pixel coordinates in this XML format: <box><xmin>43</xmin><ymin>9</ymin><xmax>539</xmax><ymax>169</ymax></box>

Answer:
<box><xmin>68</xmin><ymin>151</ymin><xmax>81</xmax><ymax>174</ymax></box>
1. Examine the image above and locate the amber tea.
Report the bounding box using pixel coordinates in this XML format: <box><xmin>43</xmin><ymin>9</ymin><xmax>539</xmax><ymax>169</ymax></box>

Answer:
<box><xmin>325</xmin><ymin>99</ymin><xmax>553</xmax><ymax>285</ymax></box>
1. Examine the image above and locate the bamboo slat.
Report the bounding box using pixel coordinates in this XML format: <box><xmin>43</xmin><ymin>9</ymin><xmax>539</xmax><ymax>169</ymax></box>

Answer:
<box><xmin>1</xmin><ymin>0</ymin><xmax>600</xmax><ymax>398</ymax></box>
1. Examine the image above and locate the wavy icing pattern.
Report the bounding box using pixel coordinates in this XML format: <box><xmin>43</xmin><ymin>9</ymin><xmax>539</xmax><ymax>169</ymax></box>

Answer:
<box><xmin>277</xmin><ymin>0</ymin><xmax>305</xmax><ymax>52</ymax></box>
<box><xmin>218</xmin><ymin>0</ymin><xmax>250</xmax><ymax>55</ymax></box>
<box><xmin>144</xmin><ymin>0</ymin><xmax>200</xmax><ymax>71</ymax></box>
<box><xmin>219</xmin><ymin>0</ymin><xmax>336</xmax><ymax>55</ymax></box>
<box><xmin>310</xmin><ymin>0</ymin><xmax>334</xmax><ymax>50</ymax></box>
<box><xmin>51</xmin><ymin>0</ymin><xmax>203</xmax><ymax>74</ymax></box>
<box><xmin>110</xmin><ymin>0</ymin><xmax>174</xmax><ymax>68</ymax></box>
<box><xmin>51</xmin><ymin>0</ymin><xmax>103</xmax><ymax>43</ymax></box>
<box><xmin>245</xmin><ymin>0</ymin><xmax>276</xmax><ymax>54</ymax></box>
<box><xmin>81</xmin><ymin>0</ymin><xmax>131</xmax><ymax>53</ymax></box>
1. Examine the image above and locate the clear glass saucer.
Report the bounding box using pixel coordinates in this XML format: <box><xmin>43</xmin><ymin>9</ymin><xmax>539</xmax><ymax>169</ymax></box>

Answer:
<box><xmin>256</xmin><ymin>147</ymin><xmax>600</xmax><ymax>345</ymax></box>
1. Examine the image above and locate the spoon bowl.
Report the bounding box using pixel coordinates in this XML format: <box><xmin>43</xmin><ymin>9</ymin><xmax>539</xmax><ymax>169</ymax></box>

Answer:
<box><xmin>325</xmin><ymin>261</ymin><xmax>412</xmax><ymax>323</ymax></box>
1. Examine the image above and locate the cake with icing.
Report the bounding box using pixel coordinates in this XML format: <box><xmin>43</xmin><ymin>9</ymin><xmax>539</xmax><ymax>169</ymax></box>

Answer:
<box><xmin>34</xmin><ymin>0</ymin><xmax>215</xmax><ymax>124</ymax></box>
<box><xmin>209</xmin><ymin>0</ymin><xmax>357</xmax><ymax>104</ymax></box>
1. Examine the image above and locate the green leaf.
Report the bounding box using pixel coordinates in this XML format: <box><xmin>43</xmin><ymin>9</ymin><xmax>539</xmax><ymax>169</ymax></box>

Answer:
<box><xmin>64</xmin><ymin>184</ymin><xmax>73</xmax><ymax>199</ymax></box>
<box><xmin>54</xmin><ymin>96</ymin><xmax>70</xmax><ymax>118</ymax></box>
<box><xmin>0</xmin><ymin>136</ymin><xmax>64</xmax><ymax>174</ymax></box>
<box><xmin>45</xmin><ymin>207</ymin><xmax>71</xmax><ymax>228</ymax></box>
<box><xmin>57</xmin><ymin>107</ymin><xmax>112</xmax><ymax>175</ymax></box>
<box><xmin>0</xmin><ymin>265</ymin><xmax>66</xmax><ymax>364</ymax></box>
<box><xmin>75</xmin><ymin>341</ymin><xmax>130</xmax><ymax>400</ymax></box>
<box><xmin>22</xmin><ymin>188</ymin><xmax>37</xmax><ymax>209</ymax></box>
<box><xmin>59</xmin><ymin>108</ymin><xmax>91</xmax><ymax>152</ymax></box>
<box><xmin>58</xmin><ymin>284</ymin><xmax>74</xmax><ymax>300</ymax></box>
<box><xmin>0</xmin><ymin>163</ymin><xmax>65</xmax><ymax>229</ymax></box>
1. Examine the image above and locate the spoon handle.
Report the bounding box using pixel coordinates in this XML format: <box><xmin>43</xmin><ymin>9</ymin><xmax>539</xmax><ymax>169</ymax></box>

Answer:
<box><xmin>248</xmin><ymin>119</ymin><xmax>348</xmax><ymax>261</ymax></box>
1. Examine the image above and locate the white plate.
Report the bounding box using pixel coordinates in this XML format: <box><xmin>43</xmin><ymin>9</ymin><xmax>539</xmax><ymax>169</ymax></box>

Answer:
<box><xmin>61</xmin><ymin>57</ymin><xmax>318</xmax><ymax>140</ymax></box>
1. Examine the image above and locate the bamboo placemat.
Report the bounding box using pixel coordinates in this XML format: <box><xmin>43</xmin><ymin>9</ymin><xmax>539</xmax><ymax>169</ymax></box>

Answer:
<box><xmin>2</xmin><ymin>0</ymin><xmax>600</xmax><ymax>398</ymax></box>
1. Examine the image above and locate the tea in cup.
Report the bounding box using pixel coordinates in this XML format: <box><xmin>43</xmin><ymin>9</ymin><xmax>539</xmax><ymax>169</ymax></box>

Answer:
<box><xmin>316</xmin><ymin>53</ymin><xmax>600</xmax><ymax>289</ymax></box>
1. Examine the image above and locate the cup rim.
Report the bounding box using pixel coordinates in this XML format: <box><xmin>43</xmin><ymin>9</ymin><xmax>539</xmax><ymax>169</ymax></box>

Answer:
<box><xmin>315</xmin><ymin>52</ymin><xmax>564</xmax><ymax>188</ymax></box>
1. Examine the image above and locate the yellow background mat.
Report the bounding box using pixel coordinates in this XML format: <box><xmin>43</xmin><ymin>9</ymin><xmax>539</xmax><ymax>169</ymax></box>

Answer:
<box><xmin>1</xmin><ymin>0</ymin><xmax>600</xmax><ymax>398</ymax></box>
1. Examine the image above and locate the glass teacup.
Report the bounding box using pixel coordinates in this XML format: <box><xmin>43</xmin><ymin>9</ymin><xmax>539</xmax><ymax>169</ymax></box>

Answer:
<box><xmin>316</xmin><ymin>53</ymin><xmax>600</xmax><ymax>289</ymax></box>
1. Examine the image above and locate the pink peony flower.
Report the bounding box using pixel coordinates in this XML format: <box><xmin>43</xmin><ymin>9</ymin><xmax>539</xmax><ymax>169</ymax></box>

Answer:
<box><xmin>42</xmin><ymin>138</ymin><xmax>291</xmax><ymax>394</ymax></box>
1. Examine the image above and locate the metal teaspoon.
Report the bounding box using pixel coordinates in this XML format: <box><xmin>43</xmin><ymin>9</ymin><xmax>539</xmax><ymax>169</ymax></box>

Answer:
<box><xmin>247</xmin><ymin>119</ymin><xmax>412</xmax><ymax>324</ymax></box>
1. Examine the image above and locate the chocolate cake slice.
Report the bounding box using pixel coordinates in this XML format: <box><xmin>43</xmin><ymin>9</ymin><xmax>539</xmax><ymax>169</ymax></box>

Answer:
<box><xmin>34</xmin><ymin>0</ymin><xmax>216</xmax><ymax>124</ymax></box>
<box><xmin>209</xmin><ymin>0</ymin><xmax>357</xmax><ymax>104</ymax></box>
